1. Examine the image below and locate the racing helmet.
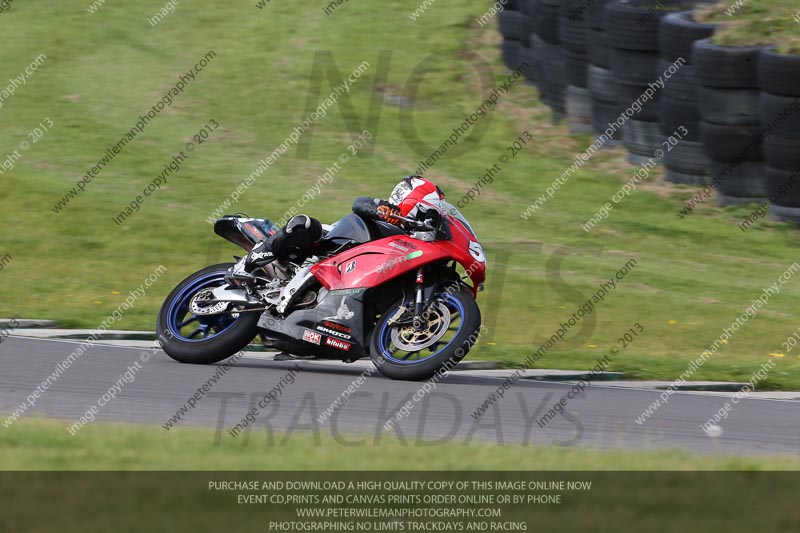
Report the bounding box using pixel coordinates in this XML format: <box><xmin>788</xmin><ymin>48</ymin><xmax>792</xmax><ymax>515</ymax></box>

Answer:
<box><xmin>389</xmin><ymin>176</ymin><xmax>447</xmax><ymax>219</ymax></box>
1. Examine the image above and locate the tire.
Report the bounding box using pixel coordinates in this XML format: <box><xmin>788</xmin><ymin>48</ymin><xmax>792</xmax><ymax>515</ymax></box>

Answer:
<box><xmin>588</xmin><ymin>65</ymin><xmax>619</xmax><ymax>103</ymax></box>
<box><xmin>503</xmin><ymin>0</ymin><xmax>524</xmax><ymax>10</ymax></box>
<box><xmin>531</xmin><ymin>34</ymin><xmax>547</xmax><ymax>84</ymax></box>
<box><xmin>700</xmin><ymin>122</ymin><xmax>764</xmax><ymax>162</ymax></box>
<box><xmin>766</xmin><ymin>166</ymin><xmax>800</xmax><ymax>207</ymax></box>
<box><xmin>622</xmin><ymin>118</ymin><xmax>665</xmax><ymax>160</ymax></box>
<box><xmin>697</xmin><ymin>87</ymin><xmax>760</xmax><ymax>125</ymax></box>
<box><xmin>659</xmin><ymin>11</ymin><xmax>717</xmax><ymax>63</ymax></box>
<box><xmin>764</xmin><ymin>136</ymin><xmax>800</xmax><ymax>172</ymax></box>
<box><xmin>560</xmin><ymin>14</ymin><xmax>587</xmax><ymax>53</ymax></box>
<box><xmin>561</xmin><ymin>0</ymin><xmax>590</xmax><ymax>23</ymax></box>
<box><xmin>532</xmin><ymin>0</ymin><xmax>561</xmax><ymax>44</ymax></box>
<box><xmin>610</xmin><ymin>48</ymin><xmax>659</xmax><ymax>85</ymax></box>
<box><xmin>567</xmin><ymin>85</ymin><xmax>594</xmax><ymax>132</ymax></box>
<box><xmin>665</xmin><ymin>167</ymin><xmax>710</xmax><ymax>185</ymax></box>
<box><xmin>370</xmin><ymin>285</ymin><xmax>482</xmax><ymax>381</ymax></box>
<box><xmin>605</xmin><ymin>0</ymin><xmax>677</xmax><ymax>52</ymax></box>
<box><xmin>758</xmin><ymin>47</ymin><xmax>800</xmax><ymax>97</ymax></box>
<box><xmin>522</xmin><ymin>37</ymin><xmax>539</xmax><ymax>82</ymax></box>
<box><xmin>769</xmin><ymin>204</ymin><xmax>800</xmax><ymax>224</ymax></box>
<box><xmin>566</xmin><ymin>49</ymin><xmax>589</xmax><ymax>87</ymax></box>
<box><xmin>618</xmin><ymin>82</ymin><xmax>661</xmax><ymax>121</ymax></box>
<box><xmin>588</xmin><ymin>28</ymin><xmax>611</xmax><ymax>68</ymax></box>
<box><xmin>501</xmin><ymin>39</ymin><xmax>527</xmax><ymax>71</ymax></box>
<box><xmin>592</xmin><ymin>99</ymin><xmax>624</xmax><ymax>140</ymax></box>
<box><xmin>664</xmin><ymin>139</ymin><xmax>709</xmax><ymax>175</ymax></box>
<box><xmin>659</xmin><ymin>96</ymin><xmax>701</xmax><ymax>140</ymax></box>
<box><xmin>660</xmin><ymin>60</ymin><xmax>699</xmax><ymax>101</ymax></box>
<box><xmin>157</xmin><ymin>263</ymin><xmax>260</xmax><ymax>365</ymax></box>
<box><xmin>539</xmin><ymin>39</ymin><xmax>567</xmax><ymax>112</ymax></box>
<box><xmin>758</xmin><ymin>92</ymin><xmax>800</xmax><ymax>138</ymax></box>
<box><xmin>587</xmin><ymin>0</ymin><xmax>613</xmax><ymax>30</ymax></box>
<box><xmin>692</xmin><ymin>39</ymin><xmax>761</xmax><ymax>88</ymax></box>
<box><xmin>499</xmin><ymin>10</ymin><xmax>531</xmax><ymax>42</ymax></box>
<box><xmin>710</xmin><ymin>160</ymin><xmax>768</xmax><ymax>200</ymax></box>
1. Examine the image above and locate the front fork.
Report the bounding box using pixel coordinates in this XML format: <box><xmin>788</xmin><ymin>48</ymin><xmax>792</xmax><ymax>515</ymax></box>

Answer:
<box><xmin>413</xmin><ymin>267</ymin><xmax>425</xmax><ymax>331</ymax></box>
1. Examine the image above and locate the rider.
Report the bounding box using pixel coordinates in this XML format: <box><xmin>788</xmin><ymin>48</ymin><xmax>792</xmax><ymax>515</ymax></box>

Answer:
<box><xmin>233</xmin><ymin>175</ymin><xmax>447</xmax><ymax>281</ymax></box>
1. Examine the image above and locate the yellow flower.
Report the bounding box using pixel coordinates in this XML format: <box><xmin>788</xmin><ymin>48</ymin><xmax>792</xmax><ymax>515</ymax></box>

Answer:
<box><xmin>93</xmin><ymin>300</ymin><xmax>102</xmax><ymax>304</ymax></box>
<box><xmin>587</xmin><ymin>344</ymin><xmax>597</xmax><ymax>348</ymax></box>
<box><xmin>111</xmin><ymin>291</ymin><xmax>120</xmax><ymax>295</ymax></box>
<box><xmin>770</xmin><ymin>352</ymin><xmax>785</xmax><ymax>358</ymax></box>
<box><xmin>668</xmin><ymin>320</ymin><xmax>677</xmax><ymax>325</ymax></box>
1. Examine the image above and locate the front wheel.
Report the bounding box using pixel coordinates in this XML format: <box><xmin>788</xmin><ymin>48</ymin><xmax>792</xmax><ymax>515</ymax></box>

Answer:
<box><xmin>370</xmin><ymin>285</ymin><xmax>482</xmax><ymax>381</ymax></box>
<box><xmin>156</xmin><ymin>263</ymin><xmax>259</xmax><ymax>364</ymax></box>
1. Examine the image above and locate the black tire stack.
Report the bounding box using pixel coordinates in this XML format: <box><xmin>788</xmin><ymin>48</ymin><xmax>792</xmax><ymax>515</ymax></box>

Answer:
<box><xmin>658</xmin><ymin>11</ymin><xmax>717</xmax><ymax>184</ymax></box>
<box><xmin>586</xmin><ymin>0</ymin><xmax>622</xmax><ymax>145</ymax></box>
<box><xmin>520</xmin><ymin>0</ymin><xmax>539</xmax><ymax>84</ymax></box>
<box><xmin>499</xmin><ymin>1</ymin><xmax>533</xmax><ymax>72</ymax></box>
<box><xmin>532</xmin><ymin>0</ymin><xmax>567</xmax><ymax>120</ymax></box>
<box><xmin>561</xmin><ymin>0</ymin><xmax>593</xmax><ymax>132</ymax></box>
<box><xmin>605</xmin><ymin>0</ymin><xmax>675</xmax><ymax>165</ymax></box>
<box><xmin>693</xmin><ymin>39</ymin><xmax>767</xmax><ymax>205</ymax></box>
<box><xmin>758</xmin><ymin>48</ymin><xmax>800</xmax><ymax>223</ymax></box>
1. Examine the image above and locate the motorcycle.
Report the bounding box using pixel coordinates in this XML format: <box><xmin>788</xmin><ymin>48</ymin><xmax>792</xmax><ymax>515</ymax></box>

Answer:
<box><xmin>156</xmin><ymin>203</ymin><xmax>486</xmax><ymax>381</ymax></box>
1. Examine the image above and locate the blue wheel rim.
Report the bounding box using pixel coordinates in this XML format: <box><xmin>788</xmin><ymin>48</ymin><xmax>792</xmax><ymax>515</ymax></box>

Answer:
<box><xmin>377</xmin><ymin>292</ymin><xmax>465</xmax><ymax>365</ymax></box>
<box><xmin>166</xmin><ymin>270</ymin><xmax>240</xmax><ymax>343</ymax></box>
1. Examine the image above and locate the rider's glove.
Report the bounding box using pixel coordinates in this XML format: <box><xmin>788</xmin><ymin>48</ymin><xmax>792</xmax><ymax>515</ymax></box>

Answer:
<box><xmin>377</xmin><ymin>204</ymin><xmax>402</xmax><ymax>225</ymax></box>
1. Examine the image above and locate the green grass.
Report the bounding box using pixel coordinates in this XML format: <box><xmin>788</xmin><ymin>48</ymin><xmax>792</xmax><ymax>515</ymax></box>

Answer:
<box><xmin>2</xmin><ymin>418</ymin><xmax>797</xmax><ymax>470</ymax></box>
<box><xmin>2</xmin><ymin>0</ymin><xmax>800</xmax><ymax>390</ymax></box>
<box><xmin>698</xmin><ymin>0</ymin><xmax>800</xmax><ymax>54</ymax></box>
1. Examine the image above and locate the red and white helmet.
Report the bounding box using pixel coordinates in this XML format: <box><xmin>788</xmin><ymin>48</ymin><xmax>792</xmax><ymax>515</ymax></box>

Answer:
<box><xmin>389</xmin><ymin>176</ymin><xmax>446</xmax><ymax>219</ymax></box>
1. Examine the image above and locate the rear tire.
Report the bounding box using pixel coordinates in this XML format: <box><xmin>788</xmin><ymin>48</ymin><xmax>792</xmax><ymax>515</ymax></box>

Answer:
<box><xmin>370</xmin><ymin>286</ymin><xmax>481</xmax><ymax>381</ymax></box>
<box><xmin>156</xmin><ymin>263</ymin><xmax>259</xmax><ymax>364</ymax></box>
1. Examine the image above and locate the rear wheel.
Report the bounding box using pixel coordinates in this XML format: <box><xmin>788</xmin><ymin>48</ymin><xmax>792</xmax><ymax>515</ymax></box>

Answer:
<box><xmin>370</xmin><ymin>285</ymin><xmax>482</xmax><ymax>381</ymax></box>
<box><xmin>156</xmin><ymin>263</ymin><xmax>259</xmax><ymax>364</ymax></box>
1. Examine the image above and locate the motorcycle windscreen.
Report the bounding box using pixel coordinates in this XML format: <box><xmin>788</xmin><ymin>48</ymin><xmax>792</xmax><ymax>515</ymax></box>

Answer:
<box><xmin>324</xmin><ymin>214</ymin><xmax>372</xmax><ymax>244</ymax></box>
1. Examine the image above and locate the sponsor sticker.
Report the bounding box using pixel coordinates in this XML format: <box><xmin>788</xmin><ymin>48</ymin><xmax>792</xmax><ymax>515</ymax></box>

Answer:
<box><xmin>302</xmin><ymin>329</ymin><xmax>321</xmax><ymax>345</ymax></box>
<box><xmin>396</xmin><ymin>239</ymin><xmax>418</xmax><ymax>250</ymax></box>
<box><xmin>330</xmin><ymin>288</ymin><xmax>365</xmax><ymax>296</ymax></box>
<box><xmin>387</xmin><ymin>242</ymin><xmax>409</xmax><ymax>253</ymax></box>
<box><xmin>322</xmin><ymin>320</ymin><xmax>352</xmax><ymax>334</ymax></box>
<box><xmin>317</xmin><ymin>326</ymin><xmax>352</xmax><ymax>340</ymax></box>
<box><xmin>325</xmin><ymin>337</ymin><xmax>351</xmax><ymax>351</ymax></box>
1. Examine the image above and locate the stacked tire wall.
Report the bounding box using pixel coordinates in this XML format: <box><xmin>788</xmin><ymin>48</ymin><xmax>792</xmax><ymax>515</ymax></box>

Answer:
<box><xmin>759</xmin><ymin>49</ymin><xmax>800</xmax><ymax>222</ymax></box>
<box><xmin>560</xmin><ymin>0</ymin><xmax>592</xmax><ymax>132</ymax></box>
<box><xmin>694</xmin><ymin>39</ymin><xmax>767</xmax><ymax>205</ymax></box>
<box><xmin>606</xmin><ymin>0</ymin><xmax>678</xmax><ymax>165</ymax></box>
<box><xmin>586</xmin><ymin>0</ymin><xmax>621</xmax><ymax>145</ymax></box>
<box><xmin>495</xmin><ymin>1</ymin><xmax>800</xmax><ymax>222</ymax></box>
<box><xmin>499</xmin><ymin>1</ymin><xmax>533</xmax><ymax>72</ymax></box>
<box><xmin>532</xmin><ymin>0</ymin><xmax>568</xmax><ymax>118</ymax></box>
<box><xmin>658</xmin><ymin>12</ymin><xmax>716</xmax><ymax>184</ymax></box>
